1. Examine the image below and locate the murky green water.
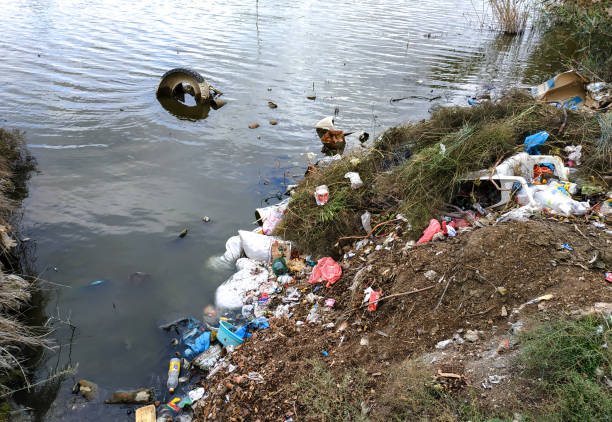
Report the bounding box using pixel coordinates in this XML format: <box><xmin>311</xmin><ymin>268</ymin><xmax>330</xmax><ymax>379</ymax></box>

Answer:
<box><xmin>0</xmin><ymin>0</ymin><xmax>550</xmax><ymax>419</ymax></box>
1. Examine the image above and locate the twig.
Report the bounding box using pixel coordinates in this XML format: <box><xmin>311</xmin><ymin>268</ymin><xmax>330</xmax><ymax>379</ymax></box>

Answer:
<box><xmin>434</xmin><ymin>276</ymin><xmax>452</xmax><ymax>310</ymax></box>
<box><xmin>465</xmin><ymin>305</ymin><xmax>494</xmax><ymax>317</ymax></box>
<box><xmin>338</xmin><ymin>218</ymin><xmax>401</xmax><ymax>241</ymax></box>
<box><xmin>557</xmin><ymin>108</ymin><xmax>568</xmax><ymax>135</ymax></box>
<box><xmin>573</xmin><ymin>223</ymin><xmax>595</xmax><ymax>248</ymax></box>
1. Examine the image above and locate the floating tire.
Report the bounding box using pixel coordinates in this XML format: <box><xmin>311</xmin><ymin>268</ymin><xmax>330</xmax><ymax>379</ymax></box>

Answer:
<box><xmin>156</xmin><ymin>68</ymin><xmax>212</xmax><ymax>104</ymax></box>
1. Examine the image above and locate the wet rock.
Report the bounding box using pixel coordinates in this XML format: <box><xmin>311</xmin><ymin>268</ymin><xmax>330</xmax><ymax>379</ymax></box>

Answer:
<box><xmin>306</xmin><ymin>95</ymin><xmax>316</xmax><ymax>100</ymax></box>
<box><xmin>269</xmin><ymin>120</ymin><xmax>278</xmax><ymax>125</ymax></box>
<box><xmin>178</xmin><ymin>228</ymin><xmax>188</xmax><ymax>238</ymax></box>
<box><xmin>267</xmin><ymin>101</ymin><xmax>278</xmax><ymax>109</ymax></box>
<box><xmin>248</xmin><ymin>123</ymin><xmax>260</xmax><ymax>129</ymax></box>
<box><xmin>73</xmin><ymin>379</ymin><xmax>98</xmax><ymax>401</ymax></box>
<box><xmin>464</xmin><ymin>330</ymin><xmax>479</xmax><ymax>342</ymax></box>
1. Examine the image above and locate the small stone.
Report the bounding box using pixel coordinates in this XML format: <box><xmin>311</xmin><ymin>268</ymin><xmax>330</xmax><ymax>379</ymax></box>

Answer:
<box><xmin>435</xmin><ymin>339</ymin><xmax>453</xmax><ymax>349</ymax></box>
<box><xmin>424</xmin><ymin>270</ymin><xmax>438</xmax><ymax>281</ymax></box>
<box><xmin>268</xmin><ymin>101</ymin><xmax>278</xmax><ymax>109</ymax></box>
<box><xmin>464</xmin><ymin>329</ymin><xmax>479</xmax><ymax>342</ymax></box>
<box><xmin>501</xmin><ymin>306</ymin><xmax>508</xmax><ymax>317</ymax></box>
<box><xmin>360</xmin><ymin>337</ymin><xmax>369</xmax><ymax>346</ymax></box>
<box><xmin>269</xmin><ymin>120</ymin><xmax>278</xmax><ymax>125</ymax></box>
<box><xmin>248</xmin><ymin>123</ymin><xmax>260</xmax><ymax>129</ymax></box>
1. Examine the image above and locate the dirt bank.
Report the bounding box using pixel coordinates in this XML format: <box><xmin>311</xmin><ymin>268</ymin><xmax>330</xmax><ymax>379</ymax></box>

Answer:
<box><xmin>194</xmin><ymin>218</ymin><xmax>611</xmax><ymax>421</ymax></box>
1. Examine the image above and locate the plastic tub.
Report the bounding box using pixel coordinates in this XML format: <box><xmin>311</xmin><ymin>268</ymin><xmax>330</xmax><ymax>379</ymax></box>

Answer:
<box><xmin>217</xmin><ymin>321</ymin><xmax>244</xmax><ymax>347</ymax></box>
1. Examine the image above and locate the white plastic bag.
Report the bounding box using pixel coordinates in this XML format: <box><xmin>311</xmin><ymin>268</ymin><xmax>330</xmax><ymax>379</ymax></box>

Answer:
<box><xmin>238</xmin><ymin>230</ymin><xmax>272</xmax><ymax>263</ymax></box>
<box><xmin>215</xmin><ymin>265</ymin><xmax>269</xmax><ymax>309</ymax></box>
<box><xmin>344</xmin><ymin>172</ymin><xmax>364</xmax><ymax>189</ymax></box>
<box><xmin>262</xmin><ymin>210</ymin><xmax>282</xmax><ymax>235</ymax></box>
<box><xmin>361</xmin><ymin>211</ymin><xmax>372</xmax><ymax>233</ymax></box>
<box><xmin>222</xmin><ymin>235</ymin><xmax>243</xmax><ymax>263</ymax></box>
<box><xmin>532</xmin><ymin>184</ymin><xmax>589</xmax><ymax>216</ymax></box>
<box><xmin>314</xmin><ymin>185</ymin><xmax>329</xmax><ymax>206</ymax></box>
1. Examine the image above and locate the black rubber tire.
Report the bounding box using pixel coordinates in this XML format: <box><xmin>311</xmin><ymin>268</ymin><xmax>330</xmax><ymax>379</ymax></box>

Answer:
<box><xmin>159</xmin><ymin>67</ymin><xmax>205</xmax><ymax>83</ymax></box>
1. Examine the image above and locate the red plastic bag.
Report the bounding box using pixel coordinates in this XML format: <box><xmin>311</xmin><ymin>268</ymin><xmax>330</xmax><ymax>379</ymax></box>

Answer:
<box><xmin>417</xmin><ymin>219</ymin><xmax>442</xmax><ymax>244</ymax></box>
<box><xmin>308</xmin><ymin>257</ymin><xmax>342</xmax><ymax>287</ymax></box>
<box><xmin>368</xmin><ymin>290</ymin><xmax>382</xmax><ymax>311</ymax></box>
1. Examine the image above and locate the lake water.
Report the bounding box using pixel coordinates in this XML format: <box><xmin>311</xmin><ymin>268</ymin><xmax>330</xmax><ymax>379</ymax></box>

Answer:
<box><xmin>0</xmin><ymin>0</ymin><xmax>548</xmax><ymax>419</ymax></box>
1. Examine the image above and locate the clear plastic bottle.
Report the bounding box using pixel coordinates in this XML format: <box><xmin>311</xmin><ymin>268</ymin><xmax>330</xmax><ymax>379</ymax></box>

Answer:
<box><xmin>167</xmin><ymin>357</ymin><xmax>180</xmax><ymax>393</ymax></box>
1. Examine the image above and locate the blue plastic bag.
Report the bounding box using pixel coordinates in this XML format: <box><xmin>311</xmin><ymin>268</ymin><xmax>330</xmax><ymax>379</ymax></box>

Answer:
<box><xmin>184</xmin><ymin>331</ymin><xmax>211</xmax><ymax>359</ymax></box>
<box><xmin>234</xmin><ymin>317</ymin><xmax>270</xmax><ymax>340</ymax></box>
<box><xmin>523</xmin><ymin>131</ymin><xmax>549</xmax><ymax>155</ymax></box>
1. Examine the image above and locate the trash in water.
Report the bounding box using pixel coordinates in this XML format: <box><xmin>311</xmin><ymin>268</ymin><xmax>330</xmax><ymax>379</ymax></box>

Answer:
<box><xmin>89</xmin><ymin>280</ymin><xmax>105</xmax><ymax>287</ymax></box>
<box><xmin>135</xmin><ymin>404</ymin><xmax>155</xmax><ymax>422</ymax></box>
<box><xmin>344</xmin><ymin>172</ymin><xmax>364</xmax><ymax>189</ymax></box>
<box><xmin>308</xmin><ymin>257</ymin><xmax>342</xmax><ymax>287</ymax></box>
<box><xmin>105</xmin><ymin>388</ymin><xmax>154</xmax><ymax>404</ymax></box>
<box><xmin>321</xmin><ymin>130</ymin><xmax>346</xmax><ymax>149</ymax></box>
<box><xmin>202</xmin><ymin>216</ymin><xmax>211</xmax><ymax>222</ymax></box>
<box><xmin>315</xmin><ymin>116</ymin><xmax>335</xmax><ymax>137</ymax></box>
<box><xmin>314</xmin><ymin>185</ymin><xmax>330</xmax><ymax>206</ymax></box>
<box><xmin>523</xmin><ymin>131</ymin><xmax>549</xmax><ymax>155</ymax></box>
<box><xmin>167</xmin><ymin>357</ymin><xmax>180</xmax><ymax>393</ymax></box>
<box><xmin>178</xmin><ymin>228</ymin><xmax>188</xmax><ymax>238</ymax></box>
<box><xmin>194</xmin><ymin>344</ymin><xmax>222</xmax><ymax>370</ymax></box>
<box><xmin>73</xmin><ymin>379</ymin><xmax>98</xmax><ymax>401</ymax></box>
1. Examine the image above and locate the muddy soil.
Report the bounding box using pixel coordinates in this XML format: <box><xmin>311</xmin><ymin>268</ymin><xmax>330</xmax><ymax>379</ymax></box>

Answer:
<box><xmin>194</xmin><ymin>219</ymin><xmax>611</xmax><ymax>421</ymax></box>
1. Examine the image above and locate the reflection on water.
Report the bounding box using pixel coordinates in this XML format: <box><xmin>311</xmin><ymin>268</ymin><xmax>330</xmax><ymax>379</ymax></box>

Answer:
<box><xmin>0</xmin><ymin>0</ymin><xmax>553</xmax><ymax>420</ymax></box>
<box><xmin>157</xmin><ymin>95</ymin><xmax>212</xmax><ymax>121</ymax></box>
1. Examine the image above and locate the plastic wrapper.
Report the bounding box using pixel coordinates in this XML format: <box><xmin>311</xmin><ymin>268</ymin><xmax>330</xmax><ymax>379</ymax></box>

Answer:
<box><xmin>314</xmin><ymin>185</ymin><xmax>329</xmax><ymax>206</ymax></box>
<box><xmin>344</xmin><ymin>172</ymin><xmax>364</xmax><ymax>189</ymax></box>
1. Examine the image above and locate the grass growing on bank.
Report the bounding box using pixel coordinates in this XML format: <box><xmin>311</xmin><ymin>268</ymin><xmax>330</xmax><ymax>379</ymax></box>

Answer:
<box><xmin>518</xmin><ymin>315</ymin><xmax>612</xmax><ymax>421</ymax></box>
<box><xmin>0</xmin><ymin>128</ymin><xmax>46</xmax><ymax>409</ymax></box>
<box><xmin>540</xmin><ymin>0</ymin><xmax>612</xmax><ymax>80</ymax></box>
<box><xmin>276</xmin><ymin>91</ymin><xmax>603</xmax><ymax>256</ymax></box>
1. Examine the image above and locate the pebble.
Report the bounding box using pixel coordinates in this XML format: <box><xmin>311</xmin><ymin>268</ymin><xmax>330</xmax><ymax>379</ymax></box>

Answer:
<box><xmin>360</xmin><ymin>337</ymin><xmax>369</xmax><ymax>346</ymax></box>
<box><xmin>464</xmin><ymin>329</ymin><xmax>479</xmax><ymax>342</ymax></box>
<box><xmin>269</xmin><ymin>120</ymin><xmax>278</xmax><ymax>125</ymax></box>
<box><xmin>435</xmin><ymin>339</ymin><xmax>453</xmax><ymax>349</ymax></box>
<box><xmin>501</xmin><ymin>306</ymin><xmax>508</xmax><ymax>317</ymax></box>
<box><xmin>248</xmin><ymin>123</ymin><xmax>260</xmax><ymax>129</ymax></box>
<box><xmin>424</xmin><ymin>270</ymin><xmax>438</xmax><ymax>281</ymax></box>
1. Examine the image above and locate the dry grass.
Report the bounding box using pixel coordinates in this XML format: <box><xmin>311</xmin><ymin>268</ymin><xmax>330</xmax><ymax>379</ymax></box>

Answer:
<box><xmin>489</xmin><ymin>0</ymin><xmax>529</xmax><ymax>34</ymax></box>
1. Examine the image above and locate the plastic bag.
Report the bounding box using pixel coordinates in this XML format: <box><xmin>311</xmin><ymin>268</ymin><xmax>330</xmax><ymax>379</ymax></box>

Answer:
<box><xmin>263</xmin><ymin>209</ymin><xmax>282</xmax><ymax>235</ymax></box>
<box><xmin>308</xmin><ymin>257</ymin><xmax>342</xmax><ymax>287</ymax></box>
<box><xmin>361</xmin><ymin>211</ymin><xmax>372</xmax><ymax>233</ymax></box>
<box><xmin>523</xmin><ymin>131</ymin><xmax>549</xmax><ymax>155</ymax></box>
<box><xmin>238</xmin><ymin>230</ymin><xmax>273</xmax><ymax>263</ymax></box>
<box><xmin>564</xmin><ymin>145</ymin><xmax>582</xmax><ymax>166</ymax></box>
<box><xmin>532</xmin><ymin>184</ymin><xmax>589</xmax><ymax>216</ymax></box>
<box><xmin>417</xmin><ymin>219</ymin><xmax>442</xmax><ymax>244</ymax></box>
<box><xmin>184</xmin><ymin>331</ymin><xmax>211</xmax><ymax>359</ymax></box>
<box><xmin>223</xmin><ymin>235</ymin><xmax>243</xmax><ymax>263</ymax></box>
<box><xmin>344</xmin><ymin>172</ymin><xmax>364</xmax><ymax>189</ymax></box>
<box><xmin>215</xmin><ymin>265</ymin><xmax>269</xmax><ymax>309</ymax></box>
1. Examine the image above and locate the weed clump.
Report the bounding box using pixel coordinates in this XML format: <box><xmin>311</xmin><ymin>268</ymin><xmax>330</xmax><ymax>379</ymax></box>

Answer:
<box><xmin>277</xmin><ymin>91</ymin><xmax>602</xmax><ymax>256</ymax></box>
<box><xmin>295</xmin><ymin>359</ymin><xmax>369</xmax><ymax>422</ymax></box>
<box><xmin>489</xmin><ymin>0</ymin><xmax>529</xmax><ymax>35</ymax></box>
<box><xmin>518</xmin><ymin>315</ymin><xmax>612</xmax><ymax>421</ymax></box>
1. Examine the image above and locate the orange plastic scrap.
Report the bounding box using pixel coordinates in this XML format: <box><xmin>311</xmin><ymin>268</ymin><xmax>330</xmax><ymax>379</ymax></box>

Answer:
<box><xmin>417</xmin><ymin>219</ymin><xmax>442</xmax><ymax>244</ymax></box>
<box><xmin>308</xmin><ymin>257</ymin><xmax>342</xmax><ymax>287</ymax></box>
<box><xmin>320</xmin><ymin>130</ymin><xmax>346</xmax><ymax>148</ymax></box>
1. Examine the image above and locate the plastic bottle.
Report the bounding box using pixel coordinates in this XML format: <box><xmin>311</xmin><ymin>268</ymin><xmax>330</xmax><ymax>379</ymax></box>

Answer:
<box><xmin>167</xmin><ymin>357</ymin><xmax>180</xmax><ymax>393</ymax></box>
